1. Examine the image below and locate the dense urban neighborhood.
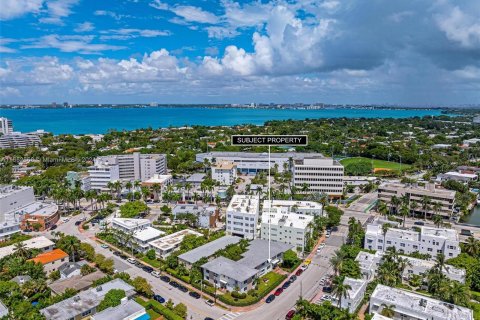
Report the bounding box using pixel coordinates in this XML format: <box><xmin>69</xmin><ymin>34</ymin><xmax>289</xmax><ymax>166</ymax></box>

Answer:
<box><xmin>0</xmin><ymin>113</ymin><xmax>480</xmax><ymax>320</ymax></box>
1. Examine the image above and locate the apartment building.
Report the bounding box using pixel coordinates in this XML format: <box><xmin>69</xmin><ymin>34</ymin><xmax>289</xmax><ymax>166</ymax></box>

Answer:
<box><xmin>263</xmin><ymin>200</ymin><xmax>323</xmax><ymax>216</ymax></box>
<box><xmin>226</xmin><ymin>195</ymin><xmax>260</xmax><ymax>239</ymax></box>
<box><xmin>364</xmin><ymin>224</ymin><xmax>461</xmax><ymax>259</ymax></box>
<box><xmin>88</xmin><ymin>158</ymin><xmax>120</xmax><ymax>191</ymax></box>
<box><xmin>0</xmin><ymin>117</ymin><xmax>13</xmax><ymax>135</ymax></box>
<box><xmin>196</xmin><ymin>151</ymin><xmax>324</xmax><ymax>174</ymax></box>
<box><xmin>66</xmin><ymin>171</ymin><xmax>91</xmax><ymax>191</ymax></box>
<box><xmin>0</xmin><ymin>133</ymin><xmax>41</xmax><ymax>149</ymax></box>
<box><xmin>211</xmin><ymin>161</ymin><xmax>237</xmax><ymax>185</ymax></box>
<box><xmin>172</xmin><ymin>204</ymin><xmax>219</xmax><ymax>229</ymax></box>
<box><xmin>377</xmin><ymin>183</ymin><xmax>456</xmax><ymax>218</ymax></box>
<box><xmin>370</xmin><ymin>284</ymin><xmax>473</xmax><ymax>320</ymax></box>
<box><xmin>148</xmin><ymin>229</ymin><xmax>202</xmax><ymax>259</ymax></box>
<box><xmin>337</xmin><ymin>277</ymin><xmax>368</xmax><ymax>313</ymax></box>
<box><xmin>292</xmin><ymin>157</ymin><xmax>344</xmax><ymax>198</ymax></box>
<box><xmin>111</xmin><ymin>218</ymin><xmax>164</xmax><ymax>252</ymax></box>
<box><xmin>260</xmin><ymin>205</ymin><xmax>313</xmax><ymax>252</ymax></box>
<box><xmin>95</xmin><ymin>152</ymin><xmax>167</xmax><ymax>181</ymax></box>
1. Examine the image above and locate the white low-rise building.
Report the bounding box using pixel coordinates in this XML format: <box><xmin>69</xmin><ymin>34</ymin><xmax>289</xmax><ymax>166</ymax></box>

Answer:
<box><xmin>0</xmin><ymin>236</ymin><xmax>55</xmax><ymax>260</ymax></box>
<box><xmin>364</xmin><ymin>224</ymin><xmax>461</xmax><ymax>259</ymax></box>
<box><xmin>148</xmin><ymin>229</ymin><xmax>202</xmax><ymax>258</ymax></box>
<box><xmin>437</xmin><ymin>171</ymin><xmax>478</xmax><ymax>183</ymax></box>
<box><xmin>370</xmin><ymin>284</ymin><xmax>473</xmax><ymax>320</ymax></box>
<box><xmin>111</xmin><ymin>218</ymin><xmax>151</xmax><ymax>233</ymax></box>
<box><xmin>111</xmin><ymin>218</ymin><xmax>164</xmax><ymax>252</ymax></box>
<box><xmin>226</xmin><ymin>195</ymin><xmax>260</xmax><ymax>239</ymax></box>
<box><xmin>88</xmin><ymin>158</ymin><xmax>120</xmax><ymax>191</ymax></box>
<box><xmin>263</xmin><ymin>200</ymin><xmax>323</xmax><ymax>216</ymax></box>
<box><xmin>260</xmin><ymin>206</ymin><xmax>313</xmax><ymax>253</ymax></box>
<box><xmin>211</xmin><ymin>161</ymin><xmax>237</xmax><ymax>185</ymax></box>
<box><xmin>336</xmin><ymin>277</ymin><xmax>368</xmax><ymax>313</ymax></box>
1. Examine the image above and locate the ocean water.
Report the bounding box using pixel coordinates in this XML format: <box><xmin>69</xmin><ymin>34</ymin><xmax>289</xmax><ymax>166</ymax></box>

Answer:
<box><xmin>0</xmin><ymin>107</ymin><xmax>444</xmax><ymax>134</ymax></box>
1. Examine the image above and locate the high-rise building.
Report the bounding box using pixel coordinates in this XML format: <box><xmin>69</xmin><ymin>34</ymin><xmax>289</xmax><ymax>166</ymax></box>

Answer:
<box><xmin>0</xmin><ymin>117</ymin><xmax>13</xmax><ymax>135</ymax></box>
<box><xmin>0</xmin><ymin>134</ymin><xmax>41</xmax><ymax>149</ymax></box>
<box><xmin>94</xmin><ymin>152</ymin><xmax>167</xmax><ymax>181</ymax></box>
<box><xmin>292</xmin><ymin>157</ymin><xmax>344</xmax><ymax>198</ymax></box>
<box><xmin>87</xmin><ymin>158</ymin><xmax>120</xmax><ymax>191</ymax></box>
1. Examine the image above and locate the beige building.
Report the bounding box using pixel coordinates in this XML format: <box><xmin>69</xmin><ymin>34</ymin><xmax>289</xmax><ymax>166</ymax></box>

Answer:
<box><xmin>211</xmin><ymin>161</ymin><xmax>237</xmax><ymax>185</ymax></box>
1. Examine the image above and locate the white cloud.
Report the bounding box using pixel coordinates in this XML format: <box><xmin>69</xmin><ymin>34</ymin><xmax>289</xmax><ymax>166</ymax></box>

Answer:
<box><xmin>99</xmin><ymin>28</ymin><xmax>170</xmax><ymax>40</ymax></box>
<box><xmin>0</xmin><ymin>0</ymin><xmax>44</xmax><ymax>20</ymax></box>
<box><xmin>74</xmin><ymin>22</ymin><xmax>94</xmax><ymax>32</ymax></box>
<box><xmin>0</xmin><ymin>38</ymin><xmax>16</xmax><ymax>53</ymax></box>
<box><xmin>171</xmin><ymin>5</ymin><xmax>219</xmax><ymax>24</ymax></box>
<box><xmin>206</xmin><ymin>26</ymin><xmax>239</xmax><ymax>39</ymax></box>
<box><xmin>149</xmin><ymin>0</ymin><xmax>168</xmax><ymax>10</ymax></box>
<box><xmin>436</xmin><ymin>6</ymin><xmax>480</xmax><ymax>48</ymax></box>
<box><xmin>22</xmin><ymin>34</ymin><xmax>125</xmax><ymax>54</ymax></box>
<box><xmin>39</xmin><ymin>0</ymin><xmax>80</xmax><ymax>25</ymax></box>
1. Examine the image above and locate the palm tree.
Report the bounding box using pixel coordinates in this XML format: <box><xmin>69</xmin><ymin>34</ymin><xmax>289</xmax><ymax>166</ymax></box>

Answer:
<box><xmin>400</xmin><ymin>204</ymin><xmax>409</xmax><ymax>227</ymax></box>
<box><xmin>448</xmin><ymin>281</ymin><xmax>471</xmax><ymax>307</ymax></box>
<box><xmin>184</xmin><ymin>182</ymin><xmax>192</xmax><ymax>201</ymax></box>
<box><xmin>432</xmin><ymin>201</ymin><xmax>442</xmax><ymax>219</ymax></box>
<box><xmin>390</xmin><ymin>195</ymin><xmax>401</xmax><ymax>215</ymax></box>
<box><xmin>377</xmin><ymin>200</ymin><xmax>388</xmax><ymax>217</ymax></box>
<box><xmin>329</xmin><ymin>250</ymin><xmax>345</xmax><ymax>275</ymax></box>
<box><xmin>380</xmin><ymin>304</ymin><xmax>395</xmax><ymax>318</ymax></box>
<box><xmin>63</xmin><ymin>236</ymin><xmax>80</xmax><ymax>262</ymax></box>
<box><xmin>14</xmin><ymin>242</ymin><xmax>30</xmax><ymax>259</ymax></box>
<box><xmin>421</xmin><ymin>195</ymin><xmax>431</xmax><ymax>220</ymax></box>
<box><xmin>432</xmin><ymin>214</ymin><xmax>443</xmax><ymax>228</ymax></box>
<box><xmin>434</xmin><ymin>252</ymin><xmax>447</xmax><ymax>273</ymax></box>
<box><xmin>463</xmin><ymin>236</ymin><xmax>480</xmax><ymax>257</ymax></box>
<box><xmin>410</xmin><ymin>200</ymin><xmax>418</xmax><ymax>217</ymax></box>
<box><xmin>151</xmin><ymin>183</ymin><xmax>161</xmax><ymax>202</ymax></box>
<box><xmin>331</xmin><ymin>276</ymin><xmax>351</xmax><ymax>309</ymax></box>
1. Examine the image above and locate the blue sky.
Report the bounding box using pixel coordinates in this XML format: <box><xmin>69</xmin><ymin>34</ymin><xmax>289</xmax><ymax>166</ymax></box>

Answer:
<box><xmin>1</xmin><ymin>0</ymin><xmax>480</xmax><ymax>105</ymax></box>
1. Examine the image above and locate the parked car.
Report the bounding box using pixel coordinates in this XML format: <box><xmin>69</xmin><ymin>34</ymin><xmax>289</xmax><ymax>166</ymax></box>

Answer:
<box><xmin>119</xmin><ymin>253</ymin><xmax>128</xmax><ymax>259</ymax></box>
<box><xmin>178</xmin><ymin>285</ymin><xmax>188</xmax><ymax>293</ymax></box>
<box><xmin>317</xmin><ymin>243</ymin><xmax>326</xmax><ymax>251</ymax></box>
<box><xmin>100</xmin><ymin>244</ymin><xmax>109</xmax><ymax>249</ymax></box>
<box><xmin>414</xmin><ymin>221</ymin><xmax>425</xmax><ymax>226</ymax></box>
<box><xmin>169</xmin><ymin>281</ymin><xmax>179</xmax><ymax>288</ymax></box>
<box><xmin>143</xmin><ymin>266</ymin><xmax>154</xmax><ymax>273</ymax></box>
<box><xmin>295</xmin><ymin>269</ymin><xmax>303</xmax><ymax>276</ymax></box>
<box><xmin>300</xmin><ymin>264</ymin><xmax>308</xmax><ymax>271</ymax></box>
<box><xmin>205</xmin><ymin>300</ymin><xmax>215</xmax><ymax>307</ymax></box>
<box><xmin>289</xmin><ymin>275</ymin><xmax>297</xmax><ymax>282</ymax></box>
<box><xmin>189</xmin><ymin>291</ymin><xmax>201</xmax><ymax>299</ymax></box>
<box><xmin>135</xmin><ymin>261</ymin><xmax>143</xmax><ymax>268</ymax></box>
<box><xmin>286</xmin><ymin>310</ymin><xmax>296</xmax><ymax>320</ymax></box>
<box><xmin>460</xmin><ymin>229</ymin><xmax>473</xmax><ymax>236</ymax></box>
<box><xmin>153</xmin><ymin>295</ymin><xmax>165</xmax><ymax>303</ymax></box>
<box><xmin>266</xmin><ymin>294</ymin><xmax>275</xmax><ymax>303</ymax></box>
<box><xmin>160</xmin><ymin>275</ymin><xmax>170</xmax><ymax>282</ymax></box>
<box><xmin>282</xmin><ymin>281</ymin><xmax>291</xmax><ymax>290</ymax></box>
<box><xmin>151</xmin><ymin>271</ymin><xmax>161</xmax><ymax>278</ymax></box>
<box><xmin>75</xmin><ymin>221</ymin><xmax>81</xmax><ymax>226</ymax></box>
<box><xmin>274</xmin><ymin>288</ymin><xmax>283</xmax><ymax>296</ymax></box>
<box><xmin>322</xmin><ymin>286</ymin><xmax>332</xmax><ymax>293</ymax></box>
<box><xmin>50</xmin><ymin>225</ymin><xmax>57</xmax><ymax>230</ymax></box>
<box><xmin>204</xmin><ymin>318</ymin><xmax>214</xmax><ymax>320</ymax></box>
<box><xmin>127</xmin><ymin>258</ymin><xmax>136</xmax><ymax>264</ymax></box>
<box><xmin>63</xmin><ymin>218</ymin><xmax>70</xmax><ymax>222</ymax></box>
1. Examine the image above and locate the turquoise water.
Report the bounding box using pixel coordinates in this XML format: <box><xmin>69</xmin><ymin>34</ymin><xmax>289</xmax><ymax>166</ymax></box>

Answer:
<box><xmin>0</xmin><ymin>107</ymin><xmax>444</xmax><ymax>134</ymax></box>
<box><xmin>466</xmin><ymin>206</ymin><xmax>480</xmax><ymax>226</ymax></box>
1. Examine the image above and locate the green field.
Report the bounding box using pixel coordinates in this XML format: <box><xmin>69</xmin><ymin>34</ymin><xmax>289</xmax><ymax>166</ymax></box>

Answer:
<box><xmin>340</xmin><ymin>157</ymin><xmax>411</xmax><ymax>171</ymax></box>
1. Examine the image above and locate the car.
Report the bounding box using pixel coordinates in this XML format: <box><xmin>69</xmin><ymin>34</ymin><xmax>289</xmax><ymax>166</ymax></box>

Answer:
<box><xmin>286</xmin><ymin>310</ymin><xmax>296</xmax><ymax>320</ymax></box>
<box><xmin>127</xmin><ymin>258</ymin><xmax>136</xmax><ymax>264</ymax></box>
<box><xmin>135</xmin><ymin>261</ymin><xmax>143</xmax><ymax>268</ymax></box>
<box><xmin>325</xmin><ymin>233</ymin><xmax>331</xmax><ymax>238</ymax></box>
<box><xmin>160</xmin><ymin>275</ymin><xmax>170</xmax><ymax>282</ymax></box>
<box><xmin>304</xmin><ymin>259</ymin><xmax>311</xmax><ymax>265</ymax></box>
<box><xmin>205</xmin><ymin>299</ymin><xmax>215</xmax><ymax>307</ymax></box>
<box><xmin>317</xmin><ymin>244</ymin><xmax>326</xmax><ymax>251</ymax></box>
<box><xmin>282</xmin><ymin>281</ymin><xmax>291</xmax><ymax>290</ymax></box>
<box><xmin>24</xmin><ymin>229</ymin><xmax>32</xmax><ymax>233</ymax></box>
<box><xmin>300</xmin><ymin>264</ymin><xmax>308</xmax><ymax>271</ymax></box>
<box><xmin>178</xmin><ymin>285</ymin><xmax>188</xmax><ymax>293</ymax></box>
<box><xmin>274</xmin><ymin>288</ymin><xmax>283</xmax><ymax>296</ymax></box>
<box><xmin>119</xmin><ymin>253</ymin><xmax>128</xmax><ymax>259</ymax></box>
<box><xmin>295</xmin><ymin>269</ymin><xmax>303</xmax><ymax>276</ymax></box>
<box><xmin>153</xmin><ymin>294</ymin><xmax>165</xmax><ymax>303</ymax></box>
<box><xmin>63</xmin><ymin>218</ymin><xmax>70</xmax><ymax>222</ymax></box>
<box><xmin>143</xmin><ymin>266</ymin><xmax>154</xmax><ymax>273</ymax></box>
<box><xmin>189</xmin><ymin>291</ymin><xmax>201</xmax><ymax>299</ymax></box>
<box><xmin>204</xmin><ymin>318</ymin><xmax>214</xmax><ymax>320</ymax></box>
<box><xmin>100</xmin><ymin>244</ymin><xmax>109</xmax><ymax>249</ymax></box>
<box><xmin>169</xmin><ymin>281</ymin><xmax>179</xmax><ymax>288</ymax></box>
<box><xmin>151</xmin><ymin>271</ymin><xmax>161</xmax><ymax>278</ymax></box>
<box><xmin>266</xmin><ymin>294</ymin><xmax>275</xmax><ymax>303</ymax></box>
<box><xmin>460</xmin><ymin>229</ymin><xmax>473</xmax><ymax>236</ymax></box>
<box><xmin>322</xmin><ymin>286</ymin><xmax>332</xmax><ymax>293</ymax></box>
<box><xmin>289</xmin><ymin>275</ymin><xmax>297</xmax><ymax>282</ymax></box>
<box><xmin>113</xmin><ymin>251</ymin><xmax>121</xmax><ymax>256</ymax></box>
<box><xmin>75</xmin><ymin>221</ymin><xmax>81</xmax><ymax>226</ymax></box>
<box><xmin>414</xmin><ymin>221</ymin><xmax>425</xmax><ymax>226</ymax></box>
<box><xmin>50</xmin><ymin>225</ymin><xmax>57</xmax><ymax>230</ymax></box>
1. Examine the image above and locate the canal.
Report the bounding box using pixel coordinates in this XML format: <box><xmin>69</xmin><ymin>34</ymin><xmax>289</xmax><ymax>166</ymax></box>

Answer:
<box><xmin>465</xmin><ymin>205</ymin><xmax>480</xmax><ymax>226</ymax></box>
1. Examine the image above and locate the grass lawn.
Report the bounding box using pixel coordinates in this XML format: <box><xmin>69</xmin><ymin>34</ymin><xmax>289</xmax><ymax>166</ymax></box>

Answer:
<box><xmin>141</xmin><ymin>256</ymin><xmax>163</xmax><ymax>269</ymax></box>
<box><xmin>340</xmin><ymin>157</ymin><xmax>411</xmax><ymax>171</ymax></box>
<box><xmin>472</xmin><ymin>302</ymin><xmax>480</xmax><ymax>320</ymax></box>
<box><xmin>135</xmin><ymin>297</ymin><xmax>183</xmax><ymax>320</ymax></box>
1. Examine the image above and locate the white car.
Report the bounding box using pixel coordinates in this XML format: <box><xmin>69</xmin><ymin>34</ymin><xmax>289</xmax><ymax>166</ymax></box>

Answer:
<box><xmin>301</xmin><ymin>265</ymin><xmax>308</xmax><ymax>271</ymax></box>
<box><xmin>151</xmin><ymin>271</ymin><xmax>161</xmax><ymax>278</ymax></box>
<box><xmin>205</xmin><ymin>300</ymin><xmax>215</xmax><ymax>307</ymax></box>
<box><xmin>127</xmin><ymin>258</ymin><xmax>136</xmax><ymax>264</ymax></box>
<box><xmin>63</xmin><ymin>218</ymin><xmax>70</xmax><ymax>222</ymax></box>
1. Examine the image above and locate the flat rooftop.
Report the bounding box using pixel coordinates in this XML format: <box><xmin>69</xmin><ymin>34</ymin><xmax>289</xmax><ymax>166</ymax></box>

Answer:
<box><xmin>186</xmin><ymin>173</ymin><xmax>206</xmax><ymax>183</ymax></box>
<box><xmin>0</xmin><ymin>185</ymin><xmax>32</xmax><ymax>198</ymax></box>
<box><xmin>178</xmin><ymin>235</ymin><xmax>241</xmax><ymax>264</ymax></box>
<box><xmin>355</xmin><ymin>251</ymin><xmax>383</xmax><ymax>271</ymax></box>
<box><xmin>112</xmin><ymin>218</ymin><xmax>150</xmax><ymax>229</ymax></box>
<box><xmin>261</xmin><ymin>210</ymin><xmax>313</xmax><ymax>229</ymax></box>
<box><xmin>197</xmin><ymin>151</ymin><xmax>324</xmax><ymax>160</ymax></box>
<box><xmin>379</xmin><ymin>183</ymin><xmax>456</xmax><ymax>198</ymax></box>
<box><xmin>344</xmin><ymin>277</ymin><xmax>367</xmax><ymax>298</ymax></box>
<box><xmin>404</xmin><ymin>256</ymin><xmax>465</xmax><ymax>277</ymax></box>
<box><xmin>421</xmin><ymin>226</ymin><xmax>459</xmax><ymax>241</ymax></box>
<box><xmin>371</xmin><ymin>284</ymin><xmax>473</xmax><ymax>320</ymax></box>
<box><xmin>227</xmin><ymin>195</ymin><xmax>259</xmax><ymax>215</ymax></box>
<box><xmin>263</xmin><ymin>200</ymin><xmax>322</xmax><ymax>210</ymax></box>
<box><xmin>386</xmin><ymin>228</ymin><xmax>419</xmax><ymax>242</ymax></box>
<box><xmin>149</xmin><ymin>229</ymin><xmax>202</xmax><ymax>251</ymax></box>
<box><xmin>0</xmin><ymin>236</ymin><xmax>54</xmax><ymax>260</ymax></box>
<box><xmin>133</xmin><ymin>227</ymin><xmax>165</xmax><ymax>242</ymax></box>
<box><xmin>142</xmin><ymin>174</ymin><xmax>172</xmax><ymax>184</ymax></box>
<box><xmin>213</xmin><ymin>161</ymin><xmax>236</xmax><ymax>169</ymax></box>
<box><xmin>91</xmin><ymin>299</ymin><xmax>144</xmax><ymax>320</ymax></box>
<box><xmin>16</xmin><ymin>201</ymin><xmax>58</xmax><ymax>217</ymax></box>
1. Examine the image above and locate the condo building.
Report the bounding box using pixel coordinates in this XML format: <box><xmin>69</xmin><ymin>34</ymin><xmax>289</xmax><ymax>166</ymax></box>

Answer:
<box><xmin>148</xmin><ymin>229</ymin><xmax>202</xmax><ymax>259</ymax></box>
<box><xmin>364</xmin><ymin>224</ymin><xmax>461</xmax><ymax>259</ymax></box>
<box><xmin>369</xmin><ymin>284</ymin><xmax>473</xmax><ymax>320</ymax></box>
<box><xmin>95</xmin><ymin>152</ymin><xmax>167</xmax><ymax>181</ymax></box>
<box><xmin>292</xmin><ymin>157</ymin><xmax>344</xmax><ymax>198</ymax></box>
<box><xmin>0</xmin><ymin>133</ymin><xmax>41</xmax><ymax>149</ymax></box>
<box><xmin>337</xmin><ymin>277</ymin><xmax>368</xmax><ymax>313</ymax></box>
<box><xmin>377</xmin><ymin>183</ymin><xmax>456</xmax><ymax>218</ymax></box>
<box><xmin>0</xmin><ymin>117</ymin><xmax>13</xmax><ymax>135</ymax></box>
<box><xmin>263</xmin><ymin>200</ymin><xmax>323</xmax><ymax>216</ymax></box>
<box><xmin>87</xmin><ymin>158</ymin><xmax>120</xmax><ymax>191</ymax></box>
<box><xmin>260</xmin><ymin>204</ymin><xmax>313</xmax><ymax>252</ymax></box>
<box><xmin>66</xmin><ymin>171</ymin><xmax>91</xmax><ymax>191</ymax></box>
<box><xmin>211</xmin><ymin>161</ymin><xmax>237</xmax><ymax>185</ymax></box>
<box><xmin>226</xmin><ymin>195</ymin><xmax>260</xmax><ymax>239</ymax></box>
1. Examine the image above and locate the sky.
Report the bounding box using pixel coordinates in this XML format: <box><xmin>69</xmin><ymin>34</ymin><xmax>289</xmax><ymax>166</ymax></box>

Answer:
<box><xmin>0</xmin><ymin>0</ymin><xmax>480</xmax><ymax>105</ymax></box>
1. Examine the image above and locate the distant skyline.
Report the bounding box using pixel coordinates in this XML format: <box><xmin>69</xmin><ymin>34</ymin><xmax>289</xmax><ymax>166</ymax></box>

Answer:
<box><xmin>1</xmin><ymin>0</ymin><xmax>480</xmax><ymax>105</ymax></box>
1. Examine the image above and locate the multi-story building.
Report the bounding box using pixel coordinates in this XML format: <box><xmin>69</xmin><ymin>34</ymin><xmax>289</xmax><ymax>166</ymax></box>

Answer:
<box><xmin>263</xmin><ymin>200</ymin><xmax>323</xmax><ymax>216</ymax></box>
<box><xmin>0</xmin><ymin>117</ymin><xmax>13</xmax><ymax>135</ymax></box>
<box><xmin>0</xmin><ymin>133</ymin><xmax>41</xmax><ymax>149</ymax></box>
<box><xmin>211</xmin><ymin>161</ymin><xmax>237</xmax><ymax>185</ymax></box>
<box><xmin>260</xmin><ymin>205</ymin><xmax>313</xmax><ymax>253</ymax></box>
<box><xmin>369</xmin><ymin>284</ymin><xmax>473</xmax><ymax>320</ymax></box>
<box><xmin>111</xmin><ymin>218</ymin><xmax>151</xmax><ymax>233</ymax></box>
<box><xmin>172</xmin><ymin>204</ymin><xmax>219</xmax><ymax>229</ymax></box>
<box><xmin>141</xmin><ymin>174</ymin><xmax>173</xmax><ymax>201</ymax></box>
<box><xmin>364</xmin><ymin>224</ymin><xmax>461</xmax><ymax>259</ymax></box>
<box><xmin>19</xmin><ymin>201</ymin><xmax>60</xmax><ymax>231</ymax></box>
<box><xmin>437</xmin><ymin>171</ymin><xmax>478</xmax><ymax>183</ymax></box>
<box><xmin>66</xmin><ymin>171</ymin><xmax>91</xmax><ymax>191</ymax></box>
<box><xmin>148</xmin><ymin>229</ymin><xmax>202</xmax><ymax>259</ymax></box>
<box><xmin>226</xmin><ymin>195</ymin><xmax>260</xmax><ymax>239</ymax></box>
<box><xmin>91</xmin><ymin>299</ymin><xmax>147</xmax><ymax>320</ymax></box>
<box><xmin>196</xmin><ymin>152</ymin><xmax>324</xmax><ymax>174</ymax></box>
<box><xmin>111</xmin><ymin>218</ymin><xmax>164</xmax><ymax>252</ymax></box>
<box><xmin>292</xmin><ymin>157</ymin><xmax>344</xmax><ymax>198</ymax></box>
<box><xmin>29</xmin><ymin>249</ymin><xmax>69</xmax><ymax>274</ymax></box>
<box><xmin>94</xmin><ymin>152</ymin><xmax>167</xmax><ymax>181</ymax></box>
<box><xmin>336</xmin><ymin>277</ymin><xmax>368</xmax><ymax>313</ymax></box>
<box><xmin>88</xmin><ymin>158</ymin><xmax>120</xmax><ymax>191</ymax></box>
<box><xmin>377</xmin><ymin>183</ymin><xmax>456</xmax><ymax>218</ymax></box>
<box><xmin>355</xmin><ymin>251</ymin><xmax>466</xmax><ymax>283</ymax></box>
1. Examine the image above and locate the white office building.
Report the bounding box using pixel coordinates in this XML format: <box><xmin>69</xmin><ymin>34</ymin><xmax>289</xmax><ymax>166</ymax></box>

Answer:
<box><xmin>263</xmin><ymin>200</ymin><xmax>323</xmax><ymax>216</ymax></box>
<box><xmin>292</xmin><ymin>157</ymin><xmax>344</xmax><ymax>198</ymax></box>
<box><xmin>226</xmin><ymin>195</ymin><xmax>260</xmax><ymax>239</ymax></box>
<box><xmin>0</xmin><ymin>117</ymin><xmax>13</xmax><ymax>135</ymax></box>
<box><xmin>196</xmin><ymin>152</ymin><xmax>324</xmax><ymax>174</ymax></box>
<box><xmin>364</xmin><ymin>224</ymin><xmax>461</xmax><ymax>259</ymax></box>
<box><xmin>94</xmin><ymin>152</ymin><xmax>167</xmax><ymax>182</ymax></box>
<box><xmin>88</xmin><ymin>158</ymin><xmax>120</xmax><ymax>191</ymax></box>
<box><xmin>260</xmin><ymin>205</ymin><xmax>313</xmax><ymax>252</ymax></box>
<box><xmin>211</xmin><ymin>161</ymin><xmax>237</xmax><ymax>185</ymax></box>
<box><xmin>370</xmin><ymin>284</ymin><xmax>473</xmax><ymax>320</ymax></box>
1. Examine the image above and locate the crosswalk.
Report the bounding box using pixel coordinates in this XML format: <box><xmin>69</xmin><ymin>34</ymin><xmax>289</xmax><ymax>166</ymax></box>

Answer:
<box><xmin>218</xmin><ymin>312</ymin><xmax>242</xmax><ymax>320</ymax></box>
